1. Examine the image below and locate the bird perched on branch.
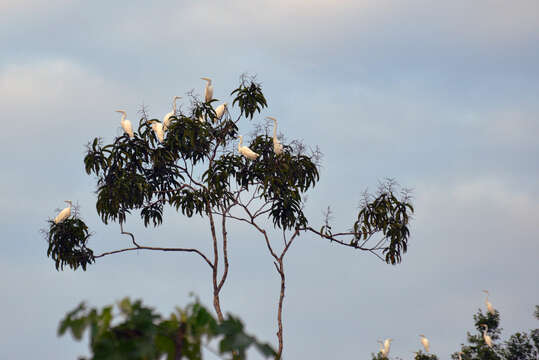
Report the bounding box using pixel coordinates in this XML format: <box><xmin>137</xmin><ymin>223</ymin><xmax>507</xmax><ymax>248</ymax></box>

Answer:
<box><xmin>54</xmin><ymin>200</ymin><xmax>72</xmax><ymax>224</ymax></box>
<box><xmin>482</xmin><ymin>290</ymin><xmax>495</xmax><ymax>315</ymax></box>
<box><xmin>214</xmin><ymin>102</ymin><xmax>227</xmax><ymax>122</ymax></box>
<box><xmin>163</xmin><ymin>96</ymin><xmax>181</xmax><ymax>131</ymax></box>
<box><xmin>419</xmin><ymin>334</ymin><xmax>430</xmax><ymax>352</ymax></box>
<box><xmin>201</xmin><ymin>77</ymin><xmax>213</xmax><ymax>102</ymax></box>
<box><xmin>481</xmin><ymin>324</ymin><xmax>493</xmax><ymax>348</ymax></box>
<box><xmin>148</xmin><ymin>120</ymin><xmax>164</xmax><ymax>143</ymax></box>
<box><xmin>267</xmin><ymin>116</ymin><xmax>283</xmax><ymax>155</ymax></box>
<box><xmin>116</xmin><ymin>110</ymin><xmax>134</xmax><ymax>139</ymax></box>
<box><xmin>382</xmin><ymin>338</ymin><xmax>392</xmax><ymax>357</ymax></box>
<box><xmin>238</xmin><ymin>135</ymin><xmax>259</xmax><ymax>160</ymax></box>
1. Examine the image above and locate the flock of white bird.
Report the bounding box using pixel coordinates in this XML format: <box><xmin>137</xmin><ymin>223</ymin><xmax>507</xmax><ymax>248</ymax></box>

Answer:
<box><xmin>53</xmin><ymin>77</ymin><xmax>284</xmax><ymax>224</ymax></box>
<box><xmin>378</xmin><ymin>290</ymin><xmax>496</xmax><ymax>359</ymax></box>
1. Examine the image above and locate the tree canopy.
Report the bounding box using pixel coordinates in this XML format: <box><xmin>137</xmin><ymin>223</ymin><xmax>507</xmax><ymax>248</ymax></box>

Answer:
<box><xmin>45</xmin><ymin>75</ymin><xmax>414</xmax><ymax>358</ymax></box>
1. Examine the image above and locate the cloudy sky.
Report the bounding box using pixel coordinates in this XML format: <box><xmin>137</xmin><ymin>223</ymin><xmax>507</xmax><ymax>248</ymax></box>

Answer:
<box><xmin>1</xmin><ymin>1</ymin><xmax>538</xmax><ymax>359</ymax></box>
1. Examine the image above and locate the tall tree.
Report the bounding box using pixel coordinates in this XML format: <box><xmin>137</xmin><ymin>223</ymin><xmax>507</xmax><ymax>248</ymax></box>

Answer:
<box><xmin>45</xmin><ymin>75</ymin><xmax>414</xmax><ymax>358</ymax></box>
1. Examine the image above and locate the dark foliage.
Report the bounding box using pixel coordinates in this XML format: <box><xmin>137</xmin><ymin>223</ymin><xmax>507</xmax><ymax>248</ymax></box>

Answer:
<box><xmin>58</xmin><ymin>298</ymin><xmax>276</xmax><ymax>360</ymax></box>
<box><xmin>46</xmin><ymin>218</ymin><xmax>94</xmax><ymax>271</ymax></box>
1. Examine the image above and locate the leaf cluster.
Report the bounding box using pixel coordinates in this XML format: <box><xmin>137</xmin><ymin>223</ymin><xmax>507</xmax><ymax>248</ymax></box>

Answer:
<box><xmin>46</xmin><ymin>218</ymin><xmax>94</xmax><ymax>271</ymax></box>
<box><xmin>412</xmin><ymin>350</ymin><xmax>439</xmax><ymax>360</ymax></box>
<box><xmin>58</xmin><ymin>297</ymin><xmax>276</xmax><ymax>360</ymax></box>
<box><xmin>354</xmin><ymin>182</ymin><xmax>414</xmax><ymax>264</ymax></box>
<box><xmin>231</xmin><ymin>77</ymin><xmax>267</xmax><ymax>119</ymax></box>
<box><xmin>207</xmin><ymin>135</ymin><xmax>319</xmax><ymax>230</ymax></box>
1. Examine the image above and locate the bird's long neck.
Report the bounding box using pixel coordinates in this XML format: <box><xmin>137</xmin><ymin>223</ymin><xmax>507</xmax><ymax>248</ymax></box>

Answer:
<box><xmin>273</xmin><ymin>119</ymin><xmax>277</xmax><ymax>139</ymax></box>
<box><xmin>238</xmin><ymin>136</ymin><xmax>243</xmax><ymax>149</ymax></box>
<box><xmin>120</xmin><ymin>112</ymin><xmax>126</xmax><ymax>122</ymax></box>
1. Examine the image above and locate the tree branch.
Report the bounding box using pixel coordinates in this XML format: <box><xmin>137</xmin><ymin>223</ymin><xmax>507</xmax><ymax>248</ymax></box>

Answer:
<box><xmin>94</xmin><ymin>246</ymin><xmax>213</xmax><ymax>268</ymax></box>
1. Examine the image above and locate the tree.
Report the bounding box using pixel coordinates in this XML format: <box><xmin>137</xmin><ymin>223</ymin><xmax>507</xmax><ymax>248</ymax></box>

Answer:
<box><xmin>452</xmin><ymin>306</ymin><xmax>539</xmax><ymax>360</ymax></box>
<box><xmin>411</xmin><ymin>350</ymin><xmax>439</xmax><ymax>360</ymax></box>
<box><xmin>58</xmin><ymin>297</ymin><xmax>276</xmax><ymax>360</ymax></box>
<box><xmin>45</xmin><ymin>74</ymin><xmax>414</xmax><ymax>358</ymax></box>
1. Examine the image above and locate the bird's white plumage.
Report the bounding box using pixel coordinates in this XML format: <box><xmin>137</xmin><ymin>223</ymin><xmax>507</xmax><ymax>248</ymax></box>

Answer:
<box><xmin>377</xmin><ymin>340</ymin><xmax>385</xmax><ymax>355</ymax></box>
<box><xmin>163</xmin><ymin>96</ymin><xmax>182</xmax><ymax>131</ymax></box>
<box><xmin>420</xmin><ymin>334</ymin><xmax>430</xmax><ymax>352</ymax></box>
<box><xmin>483</xmin><ymin>290</ymin><xmax>495</xmax><ymax>315</ymax></box>
<box><xmin>215</xmin><ymin>102</ymin><xmax>227</xmax><ymax>122</ymax></box>
<box><xmin>383</xmin><ymin>338</ymin><xmax>392</xmax><ymax>357</ymax></box>
<box><xmin>267</xmin><ymin>116</ymin><xmax>283</xmax><ymax>155</ymax></box>
<box><xmin>149</xmin><ymin>120</ymin><xmax>165</xmax><ymax>143</ymax></box>
<box><xmin>481</xmin><ymin>324</ymin><xmax>493</xmax><ymax>347</ymax></box>
<box><xmin>238</xmin><ymin>135</ymin><xmax>259</xmax><ymax>160</ymax></box>
<box><xmin>116</xmin><ymin>110</ymin><xmax>134</xmax><ymax>139</ymax></box>
<box><xmin>54</xmin><ymin>200</ymin><xmax>72</xmax><ymax>224</ymax></box>
<box><xmin>201</xmin><ymin>77</ymin><xmax>213</xmax><ymax>102</ymax></box>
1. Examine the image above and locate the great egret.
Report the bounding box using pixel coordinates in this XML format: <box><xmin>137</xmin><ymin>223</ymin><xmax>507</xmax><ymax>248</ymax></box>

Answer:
<box><xmin>54</xmin><ymin>200</ymin><xmax>72</xmax><ymax>224</ymax></box>
<box><xmin>419</xmin><ymin>334</ymin><xmax>430</xmax><ymax>352</ymax></box>
<box><xmin>116</xmin><ymin>110</ymin><xmax>134</xmax><ymax>139</ymax></box>
<box><xmin>267</xmin><ymin>116</ymin><xmax>283</xmax><ymax>155</ymax></box>
<box><xmin>148</xmin><ymin>120</ymin><xmax>164</xmax><ymax>143</ymax></box>
<box><xmin>163</xmin><ymin>96</ymin><xmax>182</xmax><ymax>131</ymax></box>
<box><xmin>383</xmin><ymin>338</ymin><xmax>392</xmax><ymax>357</ymax></box>
<box><xmin>215</xmin><ymin>102</ymin><xmax>227</xmax><ymax>122</ymax></box>
<box><xmin>238</xmin><ymin>135</ymin><xmax>259</xmax><ymax>160</ymax></box>
<box><xmin>482</xmin><ymin>290</ymin><xmax>495</xmax><ymax>315</ymax></box>
<box><xmin>201</xmin><ymin>77</ymin><xmax>213</xmax><ymax>102</ymax></box>
<box><xmin>377</xmin><ymin>340</ymin><xmax>385</xmax><ymax>355</ymax></box>
<box><xmin>481</xmin><ymin>324</ymin><xmax>493</xmax><ymax>348</ymax></box>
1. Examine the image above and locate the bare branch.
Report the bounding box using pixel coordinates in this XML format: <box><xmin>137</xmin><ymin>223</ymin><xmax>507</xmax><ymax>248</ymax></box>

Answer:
<box><xmin>94</xmin><ymin>246</ymin><xmax>213</xmax><ymax>268</ymax></box>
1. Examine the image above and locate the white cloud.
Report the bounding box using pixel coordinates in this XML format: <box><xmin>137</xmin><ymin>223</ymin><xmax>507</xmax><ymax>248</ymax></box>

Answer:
<box><xmin>0</xmin><ymin>59</ymin><xmax>138</xmax><ymax>142</ymax></box>
<box><xmin>0</xmin><ymin>0</ymin><xmax>78</xmax><ymax>19</ymax></box>
<box><xmin>103</xmin><ymin>0</ymin><xmax>539</xmax><ymax>51</ymax></box>
<box><xmin>416</xmin><ymin>177</ymin><xmax>539</xmax><ymax>263</ymax></box>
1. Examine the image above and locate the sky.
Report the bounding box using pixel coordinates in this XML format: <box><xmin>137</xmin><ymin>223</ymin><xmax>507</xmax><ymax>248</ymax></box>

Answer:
<box><xmin>1</xmin><ymin>1</ymin><xmax>538</xmax><ymax>359</ymax></box>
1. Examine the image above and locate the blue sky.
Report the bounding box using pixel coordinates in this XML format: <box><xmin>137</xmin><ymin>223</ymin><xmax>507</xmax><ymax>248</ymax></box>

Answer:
<box><xmin>1</xmin><ymin>1</ymin><xmax>538</xmax><ymax>359</ymax></box>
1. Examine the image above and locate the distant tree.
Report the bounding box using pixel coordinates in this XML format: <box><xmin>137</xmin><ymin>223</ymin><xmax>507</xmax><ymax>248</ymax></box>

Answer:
<box><xmin>451</xmin><ymin>309</ymin><xmax>503</xmax><ymax>360</ymax></box>
<box><xmin>371</xmin><ymin>349</ymin><xmax>439</xmax><ymax>360</ymax></box>
<box><xmin>45</xmin><ymin>75</ymin><xmax>414</xmax><ymax>358</ymax></box>
<box><xmin>503</xmin><ymin>332</ymin><xmax>537</xmax><ymax>360</ymax></box>
<box><xmin>452</xmin><ymin>305</ymin><xmax>539</xmax><ymax>360</ymax></box>
<box><xmin>59</xmin><ymin>297</ymin><xmax>275</xmax><ymax>360</ymax></box>
<box><xmin>411</xmin><ymin>350</ymin><xmax>439</xmax><ymax>360</ymax></box>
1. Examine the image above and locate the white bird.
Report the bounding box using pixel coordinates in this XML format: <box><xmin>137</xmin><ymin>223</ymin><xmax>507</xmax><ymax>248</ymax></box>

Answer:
<box><xmin>163</xmin><ymin>96</ymin><xmax>182</xmax><ymax>131</ymax></box>
<box><xmin>116</xmin><ymin>110</ymin><xmax>134</xmax><ymax>139</ymax></box>
<box><xmin>483</xmin><ymin>290</ymin><xmax>495</xmax><ymax>315</ymax></box>
<box><xmin>54</xmin><ymin>200</ymin><xmax>72</xmax><ymax>224</ymax></box>
<box><xmin>383</xmin><ymin>338</ymin><xmax>392</xmax><ymax>357</ymax></box>
<box><xmin>238</xmin><ymin>135</ymin><xmax>259</xmax><ymax>160</ymax></box>
<box><xmin>481</xmin><ymin>324</ymin><xmax>493</xmax><ymax>348</ymax></box>
<box><xmin>214</xmin><ymin>102</ymin><xmax>227</xmax><ymax>122</ymax></box>
<box><xmin>267</xmin><ymin>116</ymin><xmax>283</xmax><ymax>155</ymax></box>
<box><xmin>377</xmin><ymin>340</ymin><xmax>385</xmax><ymax>355</ymax></box>
<box><xmin>419</xmin><ymin>334</ymin><xmax>430</xmax><ymax>352</ymax></box>
<box><xmin>148</xmin><ymin>120</ymin><xmax>164</xmax><ymax>143</ymax></box>
<box><xmin>201</xmin><ymin>77</ymin><xmax>213</xmax><ymax>102</ymax></box>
